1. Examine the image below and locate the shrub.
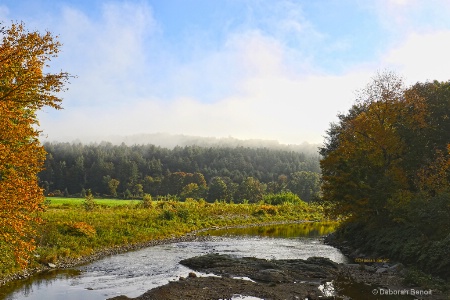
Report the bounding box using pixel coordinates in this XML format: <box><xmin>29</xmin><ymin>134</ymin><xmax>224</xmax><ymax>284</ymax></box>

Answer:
<box><xmin>70</xmin><ymin>222</ymin><xmax>96</xmax><ymax>237</ymax></box>
<box><xmin>83</xmin><ymin>190</ymin><xmax>97</xmax><ymax>211</ymax></box>
<box><xmin>176</xmin><ymin>208</ymin><xmax>190</xmax><ymax>222</ymax></box>
<box><xmin>142</xmin><ymin>194</ymin><xmax>153</xmax><ymax>209</ymax></box>
<box><xmin>160</xmin><ymin>209</ymin><xmax>176</xmax><ymax>221</ymax></box>
<box><xmin>253</xmin><ymin>204</ymin><xmax>278</xmax><ymax>216</ymax></box>
<box><xmin>263</xmin><ymin>192</ymin><xmax>303</xmax><ymax>205</ymax></box>
<box><xmin>59</xmin><ymin>222</ymin><xmax>96</xmax><ymax>238</ymax></box>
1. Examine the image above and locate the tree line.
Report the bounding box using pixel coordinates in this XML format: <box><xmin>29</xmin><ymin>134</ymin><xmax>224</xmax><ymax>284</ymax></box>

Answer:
<box><xmin>39</xmin><ymin>142</ymin><xmax>321</xmax><ymax>202</ymax></box>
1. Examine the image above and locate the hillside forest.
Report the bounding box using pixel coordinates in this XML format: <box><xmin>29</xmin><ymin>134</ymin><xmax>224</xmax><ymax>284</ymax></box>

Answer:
<box><xmin>39</xmin><ymin>143</ymin><xmax>321</xmax><ymax>203</ymax></box>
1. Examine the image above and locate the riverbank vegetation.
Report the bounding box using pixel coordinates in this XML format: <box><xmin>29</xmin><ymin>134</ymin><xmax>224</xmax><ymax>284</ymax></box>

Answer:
<box><xmin>0</xmin><ymin>195</ymin><xmax>328</xmax><ymax>279</ymax></box>
<box><xmin>320</xmin><ymin>72</ymin><xmax>450</xmax><ymax>283</ymax></box>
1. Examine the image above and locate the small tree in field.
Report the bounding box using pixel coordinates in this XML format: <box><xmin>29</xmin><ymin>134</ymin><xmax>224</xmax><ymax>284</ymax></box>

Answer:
<box><xmin>142</xmin><ymin>194</ymin><xmax>152</xmax><ymax>208</ymax></box>
<box><xmin>83</xmin><ymin>189</ymin><xmax>96</xmax><ymax>211</ymax></box>
<box><xmin>0</xmin><ymin>22</ymin><xmax>69</xmax><ymax>268</ymax></box>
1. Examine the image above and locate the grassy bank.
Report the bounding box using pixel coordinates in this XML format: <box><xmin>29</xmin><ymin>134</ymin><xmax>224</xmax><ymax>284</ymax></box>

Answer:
<box><xmin>0</xmin><ymin>197</ymin><xmax>329</xmax><ymax>280</ymax></box>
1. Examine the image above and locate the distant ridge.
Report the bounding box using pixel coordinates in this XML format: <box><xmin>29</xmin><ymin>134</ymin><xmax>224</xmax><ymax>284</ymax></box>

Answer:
<box><xmin>49</xmin><ymin>133</ymin><xmax>320</xmax><ymax>155</ymax></box>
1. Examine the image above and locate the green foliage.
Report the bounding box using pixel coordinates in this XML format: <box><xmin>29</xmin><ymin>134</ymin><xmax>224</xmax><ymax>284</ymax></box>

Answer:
<box><xmin>207</xmin><ymin>177</ymin><xmax>228</xmax><ymax>202</ymax></box>
<box><xmin>159</xmin><ymin>209</ymin><xmax>176</xmax><ymax>221</ymax></box>
<box><xmin>287</xmin><ymin>171</ymin><xmax>320</xmax><ymax>202</ymax></box>
<box><xmin>263</xmin><ymin>191</ymin><xmax>303</xmax><ymax>205</ymax></box>
<box><xmin>236</xmin><ymin>177</ymin><xmax>265</xmax><ymax>203</ymax></box>
<box><xmin>253</xmin><ymin>205</ymin><xmax>278</xmax><ymax>216</ymax></box>
<box><xmin>45</xmin><ymin>197</ymin><xmax>136</xmax><ymax>207</ymax></box>
<box><xmin>39</xmin><ymin>142</ymin><xmax>320</xmax><ymax>200</ymax></box>
<box><xmin>407</xmin><ymin>193</ymin><xmax>450</xmax><ymax>239</ymax></box>
<box><xmin>334</xmin><ymin>220</ymin><xmax>450</xmax><ymax>280</ymax></box>
<box><xmin>122</xmin><ymin>189</ymin><xmax>131</xmax><ymax>199</ymax></box>
<box><xmin>180</xmin><ymin>183</ymin><xmax>201</xmax><ymax>201</ymax></box>
<box><xmin>142</xmin><ymin>194</ymin><xmax>152</xmax><ymax>209</ymax></box>
<box><xmin>83</xmin><ymin>190</ymin><xmax>96</xmax><ymax>211</ymax></box>
<box><xmin>403</xmin><ymin>267</ymin><xmax>448</xmax><ymax>291</ymax></box>
<box><xmin>176</xmin><ymin>208</ymin><xmax>190</xmax><ymax>222</ymax></box>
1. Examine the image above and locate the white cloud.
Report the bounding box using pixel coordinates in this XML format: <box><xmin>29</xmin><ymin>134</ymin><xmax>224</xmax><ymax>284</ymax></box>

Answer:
<box><xmin>365</xmin><ymin>0</ymin><xmax>450</xmax><ymax>34</ymax></box>
<box><xmin>383</xmin><ymin>30</ymin><xmax>450</xmax><ymax>83</ymax></box>
<box><xmin>40</xmin><ymin>23</ymin><xmax>371</xmax><ymax>145</ymax></box>
<box><xmin>36</xmin><ymin>0</ymin><xmax>450</xmax><ymax>145</ymax></box>
<box><xmin>49</xmin><ymin>2</ymin><xmax>157</xmax><ymax>107</ymax></box>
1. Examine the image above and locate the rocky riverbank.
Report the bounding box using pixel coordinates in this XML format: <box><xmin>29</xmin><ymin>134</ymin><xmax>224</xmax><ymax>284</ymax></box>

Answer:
<box><xmin>110</xmin><ymin>253</ymin><xmax>339</xmax><ymax>300</ymax></box>
<box><xmin>108</xmin><ymin>252</ymin><xmax>448</xmax><ymax>300</ymax></box>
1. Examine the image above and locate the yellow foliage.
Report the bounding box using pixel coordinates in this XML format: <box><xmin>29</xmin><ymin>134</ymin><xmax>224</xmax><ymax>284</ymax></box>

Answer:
<box><xmin>416</xmin><ymin>148</ymin><xmax>450</xmax><ymax>195</ymax></box>
<box><xmin>70</xmin><ymin>222</ymin><xmax>96</xmax><ymax>237</ymax></box>
<box><xmin>320</xmin><ymin>72</ymin><xmax>429</xmax><ymax>219</ymax></box>
<box><xmin>0</xmin><ymin>22</ymin><xmax>70</xmax><ymax>268</ymax></box>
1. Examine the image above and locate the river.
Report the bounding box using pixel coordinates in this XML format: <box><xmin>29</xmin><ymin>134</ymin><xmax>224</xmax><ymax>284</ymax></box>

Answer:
<box><xmin>0</xmin><ymin>222</ymin><xmax>414</xmax><ymax>300</ymax></box>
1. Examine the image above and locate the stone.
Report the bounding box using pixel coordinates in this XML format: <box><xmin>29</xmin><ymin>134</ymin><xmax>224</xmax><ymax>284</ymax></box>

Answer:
<box><xmin>188</xmin><ymin>272</ymin><xmax>197</xmax><ymax>278</ymax></box>
<box><xmin>253</xmin><ymin>269</ymin><xmax>286</xmax><ymax>283</ymax></box>
<box><xmin>388</xmin><ymin>263</ymin><xmax>404</xmax><ymax>272</ymax></box>
<box><xmin>364</xmin><ymin>266</ymin><xmax>376</xmax><ymax>272</ymax></box>
<box><xmin>48</xmin><ymin>263</ymin><xmax>57</xmax><ymax>268</ymax></box>
<box><xmin>376</xmin><ymin>268</ymin><xmax>387</xmax><ymax>274</ymax></box>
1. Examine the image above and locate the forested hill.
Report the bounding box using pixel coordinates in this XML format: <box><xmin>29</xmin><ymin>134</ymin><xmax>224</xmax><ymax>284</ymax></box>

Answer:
<box><xmin>39</xmin><ymin>142</ymin><xmax>321</xmax><ymax>201</ymax></box>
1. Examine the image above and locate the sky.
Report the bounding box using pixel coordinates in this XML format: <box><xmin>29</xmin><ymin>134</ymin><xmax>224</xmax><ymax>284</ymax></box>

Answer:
<box><xmin>2</xmin><ymin>0</ymin><xmax>450</xmax><ymax>145</ymax></box>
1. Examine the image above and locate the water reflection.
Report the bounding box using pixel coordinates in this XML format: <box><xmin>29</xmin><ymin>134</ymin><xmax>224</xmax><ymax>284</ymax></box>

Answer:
<box><xmin>0</xmin><ymin>270</ymin><xmax>82</xmax><ymax>300</ymax></box>
<box><xmin>200</xmin><ymin>222</ymin><xmax>337</xmax><ymax>238</ymax></box>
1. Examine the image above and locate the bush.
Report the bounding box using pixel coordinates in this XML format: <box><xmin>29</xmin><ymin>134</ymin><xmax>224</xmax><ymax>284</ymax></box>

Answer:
<box><xmin>263</xmin><ymin>192</ymin><xmax>303</xmax><ymax>205</ymax></box>
<box><xmin>336</xmin><ymin>220</ymin><xmax>450</xmax><ymax>280</ymax></box>
<box><xmin>142</xmin><ymin>194</ymin><xmax>152</xmax><ymax>209</ymax></box>
<box><xmin>68</xmin><ymin>222</ymin><xmax>96</xmax><ymax>237</ymax></box>
<box><xmin>176</xmin><ymin>208</ymin><xmax>190</xmax><ymax>222</ymax></box>
<box><xmin>160</xmin><ymin>209</ymin><xmax>176</xmax><ymax>221</ymax></box>
<box><xmin>83</xmin><ymin>190</ymin><xmax>97</xmax><ymax>211</ymax></box>
<box><xmin>253</xmin><ymin>204</ymin><xmax>278</xmax><ymax>216</ymax></box>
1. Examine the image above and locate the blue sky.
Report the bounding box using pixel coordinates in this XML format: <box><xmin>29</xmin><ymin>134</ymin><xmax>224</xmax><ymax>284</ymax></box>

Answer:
<box><xmin>2</xmin><ymin>0</ymin><xmax>450</xmax><ymax>144</ymax></box>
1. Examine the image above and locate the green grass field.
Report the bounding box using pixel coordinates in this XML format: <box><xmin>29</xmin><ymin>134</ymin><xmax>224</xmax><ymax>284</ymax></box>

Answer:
<box><xmin>46</xmin><ymin>197</ymin><xmax>138</xmax><ymax>207</ymax></box>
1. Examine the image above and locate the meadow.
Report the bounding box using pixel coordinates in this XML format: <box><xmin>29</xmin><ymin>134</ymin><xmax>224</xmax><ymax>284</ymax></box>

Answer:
<box><xmin>45</xmin><ymin>197</ymin><xmax>138</xmax><ymax>207</ymax></box>
<box><xmin>1</xmin><ymin>197</ymin><xmax>330</xmax><ymax>277</ymax></box>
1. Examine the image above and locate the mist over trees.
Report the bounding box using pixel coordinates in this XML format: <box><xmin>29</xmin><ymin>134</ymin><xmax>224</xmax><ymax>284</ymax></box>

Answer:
<box><xmin>51</xmin><ymin>133</ymin><xmax>321</xmax><ymax>155</ymax></box>
<box><xmin>39</xmin><ymin>142</ymin><xmax>321</xmax><ymax>203</ymax></box>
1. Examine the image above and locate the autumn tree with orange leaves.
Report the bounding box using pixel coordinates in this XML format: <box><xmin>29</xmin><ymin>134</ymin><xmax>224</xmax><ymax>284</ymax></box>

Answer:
<box><xmin>0</xmin><ymin>22</ymin><xmax>69</xmax><ymax>268</ymax></box>
<box><xmin>320</xmin><ymin>72</ymin><xmax>450</xmax><ymax>221</ymax></box>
